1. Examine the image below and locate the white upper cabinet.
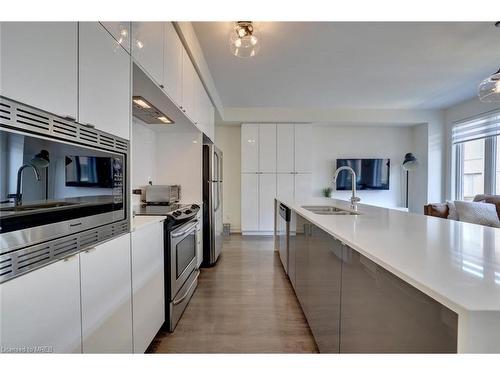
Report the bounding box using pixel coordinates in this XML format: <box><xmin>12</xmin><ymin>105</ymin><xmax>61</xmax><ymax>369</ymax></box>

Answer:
<box><xmin>294</xmin><ymin>124</ymin><xmax>313</xmax><ymax>173</ymax></box>
<box><xmin>0</xmin><ymin>22</ymin><xmax>78</xmax><ymax>119</ymax></box>
<box><xmin>277</xmin><ymin>123</ymin><xmax>295</xmax><ymax>173</ymax></box>
<box><xmin>0</xmin><ymin>255</ymin><xmax>82</xmax><ymax>353</ymax></box>
<box><xmin>131</xmin><ymin>221</ymin><xmax>165</xmax><ymax>353</ymax></box>
<box><xmin>163</xmin><ymin>22</ymin><xmax>183</xmax><ymax>106</ymax></box>
<box><xmin>131</xmin><ymin>22</ymin><xmax>164</xmax><ymax>85</ymax></box>
<box><xmin>80</xmin><ymin>234</ymin><xmax>133</xmax><ymax>353</ymax></box>
<box><xmin>181</xmin><ymin>47</ymin><xmax>196</xmax><ymax>119</ymax></box>
<box><xmin>259</xmin><ymin>124</ymin><xmax>277</xmax><ymax>173</ymax></box>
<box><xmin>241</xmin><ymin>123</ymin><xmax>259</xmax><ymax>173</ymax></box>
<box><xmin>100</xmin><ymin>22</ymin><xmax>131</xmax><ymax>52</ymax></box>
<box><xmin>79</xmin><ymin>22</ymin><xmax>131</xmax><ymax>140</ymax></box>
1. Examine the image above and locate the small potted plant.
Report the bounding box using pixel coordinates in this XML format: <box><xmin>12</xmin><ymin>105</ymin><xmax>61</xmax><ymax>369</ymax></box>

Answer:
<box><xmin>322</xmin><ymin>187</ymin><xmax>333</xmax><ymax>198</ymax></box>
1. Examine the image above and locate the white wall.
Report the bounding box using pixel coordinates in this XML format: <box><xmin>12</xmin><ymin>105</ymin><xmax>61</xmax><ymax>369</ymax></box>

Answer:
<box><xmin>311</xmin><ymin>124</ymin><xmax>414</xmax><ymax>208</ymax></box>
<box><xmin>214</xmin><ymin>125</ymin><xmax>241</xmax><ymax>232</ymax></box>
<box><xmin>215</xmin><ymin>122</ymin><xmax>434</xmax><ymax>232</ymax></box>
<box><xmin>444</xmin><ymin>97</ymin><xmax>500</xmax><ymax>200</ymax></box>
<box><xmin>131</xmin><ymin>119</ymin><xmax>203</xmax><ymax>206</ymax></box>
<box><xmin>154</xmin><ymin>128</ymin><xmax>203</xmax><ymax>204</ymax></box>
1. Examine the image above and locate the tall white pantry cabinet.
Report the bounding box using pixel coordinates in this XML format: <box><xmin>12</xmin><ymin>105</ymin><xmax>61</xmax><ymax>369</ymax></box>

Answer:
<box><xmin>241</xmin><ymin>123</ymin><xmax>312</xmax><ymax>234</ymax></box>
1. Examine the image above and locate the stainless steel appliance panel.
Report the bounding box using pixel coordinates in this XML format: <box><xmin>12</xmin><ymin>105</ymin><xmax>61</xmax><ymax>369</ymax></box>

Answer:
<box><xmin>277</xmin><ymin>202</ymin><xmax>291</xmax><ymax>274</ymax></box>
<box><xmin>170</xmin><ymin>218</ymin><xmax>198</xmax><ymax>297</ymax></box>
<box><xmin>145</xmin><ymin>185</ymin><xmax>180</xmax><ymax>204</ymax></box>
<box><xmin>203</xmin><ymin>145</ymin><xmax>223</xmax><ymax>266</ymax></box>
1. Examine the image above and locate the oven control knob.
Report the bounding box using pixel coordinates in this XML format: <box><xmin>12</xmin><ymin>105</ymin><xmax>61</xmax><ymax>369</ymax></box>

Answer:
<box><xmin>184</xmin><ymin>209</ymin><xmax>192</xmax><ymax>215</ymax></box>
<box><xmin>191</xmin><ymin>204</ymin><xmax>199</xmax><ymax>209</ymax></box>
<box><xmin>172</xmin><ymin>211</ymin><xmax>181</xmax><ymax>217</ymax></box>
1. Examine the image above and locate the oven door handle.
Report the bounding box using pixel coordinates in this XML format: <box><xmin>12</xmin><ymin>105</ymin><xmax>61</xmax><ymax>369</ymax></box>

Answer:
<box><xmin>171</xmin><ymin>221</ymin><xmax>198</xmax><ymax>238</ymax></box>
<box><xmin>172</xmin><ymin>270</ymin><xmax>200</xmax><ymax>305</ymax></box>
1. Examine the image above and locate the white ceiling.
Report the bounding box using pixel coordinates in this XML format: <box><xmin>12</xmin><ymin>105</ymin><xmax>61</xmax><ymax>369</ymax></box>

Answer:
<box><xmin>193</xmin><ymin>22</ymin><xmax>500</xmax><ymax>110</ymax></box>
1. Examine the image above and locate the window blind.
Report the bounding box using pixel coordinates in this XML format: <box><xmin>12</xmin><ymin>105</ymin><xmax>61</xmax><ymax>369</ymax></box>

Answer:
<box><xmin>452</xmin><ymin>109</ymin><xmax>500</xmax><ymax>144</ymax></box>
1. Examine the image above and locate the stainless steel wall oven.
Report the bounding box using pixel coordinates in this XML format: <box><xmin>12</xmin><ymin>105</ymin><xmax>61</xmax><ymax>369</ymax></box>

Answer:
<box><xmin>0</xmin><ymin>96</ymin><xmax>129</xmax><ymax>283</ymax></box>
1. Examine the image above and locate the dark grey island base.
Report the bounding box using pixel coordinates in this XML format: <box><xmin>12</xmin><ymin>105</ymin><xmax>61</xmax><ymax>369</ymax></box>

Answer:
<box><xmin>281</xmin><ymin>206</ymin><xmax>458</xmax><ymax>353</ymax></box>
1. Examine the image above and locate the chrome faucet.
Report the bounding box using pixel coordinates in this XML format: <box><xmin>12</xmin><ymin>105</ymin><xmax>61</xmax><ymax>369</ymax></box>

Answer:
<box><xmin>15</xmin><ymin>163</ymin><xmax>41</xmax><ymax>206</ymax></box>
<box><xmin>333</xmin><ymin>166</ymin><xmax>361</xmax><ymax>207</ymax></box>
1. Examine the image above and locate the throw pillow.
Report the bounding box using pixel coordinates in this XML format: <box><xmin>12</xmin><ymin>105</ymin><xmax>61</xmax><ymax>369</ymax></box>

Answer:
<box><xmin>447</xmin><ymin>200</ymin><xmax>459</xmax><ymax>221</ymax></box>
<box><xmin>454</xmin><ymin>200</ymin><xmax>500</xmax><ymax>228</ymax></box>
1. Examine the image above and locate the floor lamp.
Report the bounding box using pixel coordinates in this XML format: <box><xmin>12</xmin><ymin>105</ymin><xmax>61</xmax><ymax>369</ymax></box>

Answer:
<box><xmin>402</xmin><ymin>153</ymin><xmax>418</xmax><ymax>209</ymax></box>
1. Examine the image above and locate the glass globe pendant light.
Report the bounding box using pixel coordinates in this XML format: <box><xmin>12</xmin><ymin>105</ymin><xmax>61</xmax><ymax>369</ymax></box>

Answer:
<box><xmin>229</xmin><ymin>21</ymin><xmax>260</xmax><ymax>58</ymax></box>
<box><xmin>478</xmin><ymin>68</ymin><xmax>500</xmax><ymax>102</ymax></box>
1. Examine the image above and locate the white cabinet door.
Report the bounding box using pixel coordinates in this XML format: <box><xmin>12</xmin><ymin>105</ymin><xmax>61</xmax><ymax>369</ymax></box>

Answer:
<box><xmin>181</xmin><ymin>48</ymin><xmax>195</xmax><ymax>119</ymax></box>
<box><xmin>0</xmin><ymin>22</ymin><xmax>77</xmax><ymax>119</ymax></box>
<box><xmin>295</xmin><ymin>173</ymin><xmax>312</xmax><ymax>203</ymax></box>
<box><xmin>241</xmin><ymin>124</ymin><xmax>259</xmax><ymax>173</ymax></box>
<box><xmin>80</xmin><ymin>234</ymin><xmax>133</xmax><ymax>353</ymax></box>
<box><xmin>0</xmin><ymin>255</ymin><xmax>82</xmax><ymax>353</ymax></box>
<box><xmin>131</xmin><ymin>222</ymin><xmax>164</xmax><ymax>353</ymax></box>
<box><xmin>295</xmin><ymin>124</ymin><xmax>312</xmax><ymax>173</ymax></box>
<box><xmin>163</xmin><ymin>22</ymin><xmax>183</xmax><ymax>106</ymax></box>
<box><xmin>277</xmin><ymin>173</ymin><xmax>295</xmax><ymax>203</ymax></box>
<box><xmin>79</xmin><ymin>22</ymin><xmax>130</xmax><ymax>140</ymax></box>
<box><xmin>206</xmin><ymin>98</ymin><xmax>215</xmax><ymax>141</ymax></box>
<box><xmin>100</xmin><ymin>22</ymin><xmax>131</xmax><ymax>52</ymax></box>
<box><xmin>241</xmin><ymin>173</ymin><xmax>259</xmax><ymax>232</ymax></box>
<box><xmin>131</xmin><ymin>22</ymin><xmax>164</xmax><ymax>85</ymax></box>
<box><xmin>259</xmin><ymin>173</ymin><xmax>277</xmax><ymax>232</ymax></box>
<box><xmin>277</xmin><ymin>123</ymin><xmax>295</xmax><ymax>173</ymax></box>
<box><xmin>259</xmin><ymin>124</ymin><xmax>277</xmax><ymax>173</ymax></box>
<box><xmin>193</xmin><ymin>76</ymin><xmax>205</xmax><ymax>130</ymax></box>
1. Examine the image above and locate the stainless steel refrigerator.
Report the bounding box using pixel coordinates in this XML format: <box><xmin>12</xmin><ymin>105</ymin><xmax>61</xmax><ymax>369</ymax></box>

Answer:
<box><xmin>202</xmin><ymin>144</ymin><xmax>223</xmax><ymax>266</ymax></box>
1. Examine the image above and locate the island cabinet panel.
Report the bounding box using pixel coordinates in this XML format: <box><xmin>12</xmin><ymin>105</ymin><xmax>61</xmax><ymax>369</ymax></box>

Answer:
<box><xmin>306</xmin><ymin>223</ymin><xmax>342</xmax><ymax>353</ymax></box>
<box><xmin>339</xmin><ymin>247</ymin><xmax>458</xmax><ymax>353</ymax></box>
<box><xmin>292</xmin><ymin>214</ymin><xmax>310</xmax><ymax>316</ymax></box>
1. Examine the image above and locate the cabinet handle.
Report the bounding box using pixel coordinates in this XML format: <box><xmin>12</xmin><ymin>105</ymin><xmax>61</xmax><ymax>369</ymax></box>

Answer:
<box><xmin>63</xmin><ymin>253</ymin><xmax>78</xmax><ymax>262</ymax></box>
<box><xmin>159</xmin><ymin>84</ymin><xmax>165</xmax><ymax>89</ymax></box>
<box><xmin>84</xmin><ymin>247</ymin><xmax>97</xmax><ymax>254</ymax></box>
<box><xmin>64</xmin><ymin>115</ymin><xmax>76</xmax><ymax>121</ymax></box>
<box><xmin>83</xmin><ymin>123</ymin><xmax>95</xmax><ymax>129</ymax></box>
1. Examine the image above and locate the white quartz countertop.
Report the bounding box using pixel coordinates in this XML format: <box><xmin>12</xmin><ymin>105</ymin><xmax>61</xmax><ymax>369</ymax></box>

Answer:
<box><xmin>278</xmin><ymin>197</ymin><xmax>500</xmax><ymax>314</ymax></box>
<box><xmin>132</xmin><ymin>215</ymin><xmax>165</xmax><ymax>231</ymax></box>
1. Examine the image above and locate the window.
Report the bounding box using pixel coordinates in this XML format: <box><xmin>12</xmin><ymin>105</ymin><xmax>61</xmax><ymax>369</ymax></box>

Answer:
<box><xmin>453</xmin><ymin>110</ymin><xmax>500</xmax><ymax>200</ymax></box>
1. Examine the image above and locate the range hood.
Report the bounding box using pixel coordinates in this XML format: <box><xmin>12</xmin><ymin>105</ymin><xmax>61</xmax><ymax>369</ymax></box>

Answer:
<box><xmin>132</xmin><ymin>96</ymin><xmax>174</xmax><ymax>125</ymax></box>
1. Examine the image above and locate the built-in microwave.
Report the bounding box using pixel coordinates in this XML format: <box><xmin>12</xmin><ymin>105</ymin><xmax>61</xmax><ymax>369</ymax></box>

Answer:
<box><xmin>0</xmin><ymin>96</ymin><xmax>129</xmax><ymax>283</ymax></box>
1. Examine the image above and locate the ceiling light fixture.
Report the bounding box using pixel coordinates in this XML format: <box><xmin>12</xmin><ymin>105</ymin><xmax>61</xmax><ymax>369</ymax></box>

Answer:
<box><xmin>229</xmin><ymin>21</ymin><xmax>260</xmax><ymax>58</ymax></box>
<box><xmin>478</xmin><ymin>68</ymin><xmax>500</xmax><ymax>102</ymax></box>
<box><xmin>477</xmin><ymin>22</ymin><xmax>500</xmax><ymax>102</ymax></box>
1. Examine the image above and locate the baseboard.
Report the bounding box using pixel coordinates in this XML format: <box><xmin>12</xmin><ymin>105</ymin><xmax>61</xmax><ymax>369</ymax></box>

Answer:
<box><xmin>241</xmin><ymin>231</ymin><xmax>275</xmax><ymax>236</ymax></box>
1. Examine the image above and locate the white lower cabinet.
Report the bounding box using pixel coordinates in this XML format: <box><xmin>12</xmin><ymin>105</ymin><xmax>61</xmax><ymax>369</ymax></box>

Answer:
<box><xmin>259</xmin><ymin>174</ymin><xmax>277</xmax><ymax>232</ymax></box>
<box><xmin>277</xmin><ymin>173</ymin><xmax>295</xmax><ymax>203</ymax></box>
<box><xmin>80</xmin><ymin>233</ymin><xmax>133</xmax><ymax>353</ymax></box>
<box><xmin>241</xmin><ymin>173</ymin><xmax>259</xmax><ymax>232</ymax></box>
<box><xmin>131</xmin><ymin>222</ymin><xmax>165</xmax><ymax>353</ymax></box>
<box><xmin>0</xmin><ymin>255</ymin><xmax>82</xmax><ymax>353</ymax></box>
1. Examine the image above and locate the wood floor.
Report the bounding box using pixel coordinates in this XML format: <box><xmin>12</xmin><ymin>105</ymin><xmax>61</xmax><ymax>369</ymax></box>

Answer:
<box><xmin>147</xmin><ymin>235</ymin><xmax>318</xmax><ymax>353</ymax></box>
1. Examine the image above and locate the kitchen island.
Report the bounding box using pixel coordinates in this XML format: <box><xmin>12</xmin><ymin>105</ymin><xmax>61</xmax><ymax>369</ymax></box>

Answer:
<box><xmin>275</xmin><ymin>197</ymin><xmax>500</xmax><ymax>353</ymax></box>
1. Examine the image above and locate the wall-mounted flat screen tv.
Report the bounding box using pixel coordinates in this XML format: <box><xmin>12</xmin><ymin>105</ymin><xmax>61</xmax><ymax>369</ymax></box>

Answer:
<box><xmin>336</xmin><ymin>158</ymin><xmax>390</xmax><ymax>190</ymax></box>
<box><xmin>65</xmin><ymin>156</ymin><xmax>113</xmax><ymax>188</ymax></box>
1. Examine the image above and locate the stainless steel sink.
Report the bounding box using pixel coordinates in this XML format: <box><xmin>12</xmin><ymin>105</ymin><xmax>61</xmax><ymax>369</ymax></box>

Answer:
<box><xmin>301</xmin><ymin>205</ymin><xmax>360</xmax><ymax>215</ymax></box>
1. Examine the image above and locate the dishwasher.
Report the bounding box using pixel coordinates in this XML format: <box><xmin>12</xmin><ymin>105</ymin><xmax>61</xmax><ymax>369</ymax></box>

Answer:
<box><xmin>277</xmin><ymin>203</ymin><xmax>291</xmax><ymax>274</ymax></box>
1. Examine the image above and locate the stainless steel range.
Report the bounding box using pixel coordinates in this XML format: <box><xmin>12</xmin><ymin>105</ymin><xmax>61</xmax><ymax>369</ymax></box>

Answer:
<box><xmin>0</xmin><ymin>96</ymin><xmax>129</xmax><ymax>283</ymax></box>
<box><xmin>135</xmin><ymin>202</ymin><xmax>201</xmax><ymax>331</ymax></box>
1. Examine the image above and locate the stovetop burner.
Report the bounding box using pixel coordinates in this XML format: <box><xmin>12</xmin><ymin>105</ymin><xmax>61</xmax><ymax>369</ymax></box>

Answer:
<box><xmin>135</xmin><ymin>203</ymin><xmax>200</xmax><ymax>223</ymax></box>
